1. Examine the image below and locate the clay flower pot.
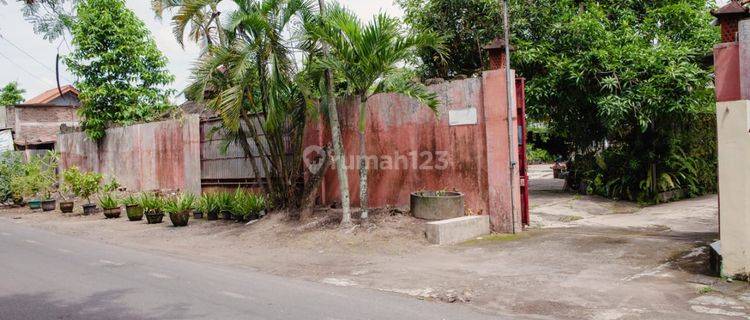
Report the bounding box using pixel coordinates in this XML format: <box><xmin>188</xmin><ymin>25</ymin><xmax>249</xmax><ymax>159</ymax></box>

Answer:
<box><xmin>145</xmin><ymin>211</ymin><xmax>165</xmax><ymax>224</ymax></box>
<box><xmin>126</xmin><ymin>205</ymin><xmax>144</xmax><ymax>221</ymax></box>
<box><xmin>169</xmin><ymin>211</ymin><xmax>190</xmax><ymax>227</ymax></box>
<box><xmin>59</xmin><ymin>201</ymin><xmax>74</xmax><ymax>213</ymax></box>
<box><xmin>28</xmin><ymin>199</ymin><xmax>42</xmax><ymax>210</ymax></box>
<box><xmin>206</xmin><ymin>211</ymin><xmax>219</xmax><ymax>221</ymax></box>
<box><xmin>82</xmin><ymin>203</ymin><xmax>97</xmax><ymax>215</ymax></box>
<box><xmin>41</xmin><ymin>199</ymin><xmax>56</xmax><ymax>212</ymax></box>
<box><xmin>103</xmin><ymin>207</ymin><xmax>121</xmax><ymax>219</ymax></box>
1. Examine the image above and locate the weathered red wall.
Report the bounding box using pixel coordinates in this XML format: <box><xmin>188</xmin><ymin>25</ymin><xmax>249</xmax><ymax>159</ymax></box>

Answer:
<box><xmin>14</xmin><ymin>105</ymin><xmax>79</xmax><ymax>144</ymax></box>
<box><xmin>715</xmin><ymin>43</ymin><xmax>742</xmax><ymax>102</ymax></box>
<box><xmin>57</xmin><ymin>116</ymin><xmax>202</xmax><ymax>195</ymax></box>
<box><xmin>307</xmin><ymin>69</ymin><xmax>522</xmax><ymax>233</ymax></box>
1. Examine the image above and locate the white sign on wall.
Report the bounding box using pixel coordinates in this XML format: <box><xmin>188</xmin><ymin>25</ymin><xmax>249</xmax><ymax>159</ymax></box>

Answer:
<box><xmin>0</xmin><ymin>129</ymin><xmax>12</xmax><ymax>153</ymax></box>
<box><xmin>448</xmin><ymin>108</ymin><xmax>478</xmax><ymax>126</ymax></box>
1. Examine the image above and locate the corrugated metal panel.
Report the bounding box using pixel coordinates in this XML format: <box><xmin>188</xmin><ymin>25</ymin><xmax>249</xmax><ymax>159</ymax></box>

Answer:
<box><xmin>199</xmin><ymin>117</ymin><xmax>270</xmax><ymax>183</ymax></box>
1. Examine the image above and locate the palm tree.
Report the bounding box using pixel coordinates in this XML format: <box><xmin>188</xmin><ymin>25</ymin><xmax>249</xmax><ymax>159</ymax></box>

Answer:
<box><xmin>187</xmin><ymin>0</ymin><xmax>315</xmax><ymax>206</ymax></box>
<box><xmin>310</xmin><ymin>5</ymin><xmax>444</xmax><ymax>220</ymax></box>
<box><xmin>151</xmin><ymin>0</ymin><xmax>226</xmax><ymax>49</ymax></box>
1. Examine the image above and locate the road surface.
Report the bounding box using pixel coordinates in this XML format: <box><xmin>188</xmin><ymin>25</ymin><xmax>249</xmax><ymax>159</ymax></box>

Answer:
<box><xmin>0</xmin><ymin>218</ymin><xmax>502</xmax><ymax>320</ymax></box>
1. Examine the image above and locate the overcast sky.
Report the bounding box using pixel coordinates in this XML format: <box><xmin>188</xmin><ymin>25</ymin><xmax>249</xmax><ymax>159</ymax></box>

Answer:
<box><xmin>0</xmin><ymin>0</ymin><xmax>402</xmax><ymax>102</ymax></box>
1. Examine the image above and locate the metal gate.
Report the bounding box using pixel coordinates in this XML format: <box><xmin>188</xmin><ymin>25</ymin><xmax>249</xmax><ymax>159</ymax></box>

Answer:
<box><xmin>516</xmin><ymin>77</ymin><xmax>530</xmax><ymax>226</ymax></box>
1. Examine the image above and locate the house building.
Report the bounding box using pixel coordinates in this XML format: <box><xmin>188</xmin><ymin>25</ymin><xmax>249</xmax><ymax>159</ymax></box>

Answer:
<box><xmin>11</xmin><ymin>85</ymin><xmax>80</xmax><ymax>155</ymax></box>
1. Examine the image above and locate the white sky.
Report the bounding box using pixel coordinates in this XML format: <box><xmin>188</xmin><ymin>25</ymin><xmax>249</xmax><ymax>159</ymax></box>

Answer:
<box><xmin>0</xmin><ymin>0</ymin><xmax>402</xmax><ymax>102</ymax></box>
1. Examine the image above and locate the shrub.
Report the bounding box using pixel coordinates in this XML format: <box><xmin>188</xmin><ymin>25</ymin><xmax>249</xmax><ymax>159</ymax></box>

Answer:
<box><xmin>215</xmin><ymin>192</ymin><xmax>233</xmax><ymax>213</ymax></box>
<box><xmin>0</xmin><ymin>151</ymin><xmax>24</xmax><ymax>203</ymax></box>
<box><xmin>98</xmin><ymin>193</ymin><xmax>119</xmax><ymax>210</ymax></box>
<box><xmin>527</xmin><ymin>144</ymin><xmax>554</xmax><ymax>164</ymax></box>
<box><xmin>102</xmin><ymin>178</ymin><xmax>121</xmax><ymax>192</ymax></box>
<box><xmin>9</xmin><ymin>151</ymin><xmax>59</xmax><ymax>200</ymax></box>
<box><xmin>62</xmin><ymin>167</ymin><xmax>102</xmax><ymax>204</ymax></box>
<box><xmin>164</xmin><ymin>193</ymin><xmax>196</xmax><ymax>214</ymax></box>
<box><xmin>138</xmin><ymin>192</ymin><xmax>164</xmax><ymax>214</ymax></box>
<box><xmin>121</xmin><ymin>195</ymin><xmax>139</xmax><ymax>207</ymax></box>
<box><xmin>197</xmin><ymin>193</ymin><xmax>218</xmax><ymax>214</ymax></box>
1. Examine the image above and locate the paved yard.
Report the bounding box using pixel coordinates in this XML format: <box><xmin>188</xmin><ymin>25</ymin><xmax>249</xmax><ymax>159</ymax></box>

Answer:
<box><xmin>0</xmin><ymin>169</ymin><xmax>743</xmax><ymax>319</ymax></box>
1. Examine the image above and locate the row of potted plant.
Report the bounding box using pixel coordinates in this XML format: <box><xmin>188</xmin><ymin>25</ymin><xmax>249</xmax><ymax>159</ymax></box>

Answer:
<box><xmin>95</xmin><ymin>189</ymin><xmax>267</xmax><ymax>227</ymax></box>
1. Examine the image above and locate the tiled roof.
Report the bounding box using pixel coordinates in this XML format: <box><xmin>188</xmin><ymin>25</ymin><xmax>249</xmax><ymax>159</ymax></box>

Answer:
<box><xmin>711</xmin><ymin>0</ymin><xmax>750</xmax><ymax>17</ymax></box>
<box><xmin>21</xmin><ymin>85</ymin><xmax>79</xmax><ymax>105</ymax></box>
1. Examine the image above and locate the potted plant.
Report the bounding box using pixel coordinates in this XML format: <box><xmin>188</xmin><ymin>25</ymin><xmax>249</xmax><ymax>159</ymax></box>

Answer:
<box><xmin>58</xmin><ymin>184</ymin><xmax>75</xmax><ymax>213</ymax></box>
<box><xmin>164</xmin><ymin>193</ymin><xmax>195</xmax><ymax>227</ymax></box>
<box><xmin>217</xmin><ymin>192</ymin><xmax>233</xmax><ymax>220</ymax></box>
<box><xmin>99</xmin><ymin>193</ymin><xmax>121</xmax><ymax>219</ymax></box>
<box><xmin>199</xmin><ymin>193</ymin><xmax>219</xmax><ymax>220</ymax></box>
<box><xmin>63</xmin><ymin>167</ymin><xmax>102</xmax><ymax>215</ymax></box>
<box><xmin>122</xmin><ymin>194</ymin><xmax>143</xmax><ymax>221</ymax></box>
<box><xmin>140</xmin><ymin>193</ymin><xmax>165</xmax><ymax>224</ymax></box>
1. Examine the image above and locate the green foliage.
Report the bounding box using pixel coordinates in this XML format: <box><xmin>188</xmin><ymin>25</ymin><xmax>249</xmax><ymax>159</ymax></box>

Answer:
<box><xmin>214</xmin><ymin>191</ymin><xmax>233</xmax><ymax>213</ymax></box>
<box><xmin>0</xmin><ymin>151</ymin><xmax>24</xmax><ymax>203</ymax></box>
<box><xmin>102</xmin><ymin>178</ymin><xmax>121</xmax><ymax>192</ymax></box>
<box><xmin>527</xmin><ymin>143</ymin><xmax>554</xmax><ymax>164</ymax></box>
<box><xmin>186</xmin><ymin>0</ymin><xmax>315</xmax><ymax>207</ymax></box>
<box><xmin>62</xmin><ymin>166</ymin><xmax>102</xmax><ymax>203</ymax></box>
<box><xmin>121</xmin><ymin>194</ymin><xmax>139</xmax><ymax>207</ymax></box>
<box><xmin>0</xmin><ymin>82</ymin><xmax>25</xmax><ymax>106</ymax></box>
<box><xmin>10</xmin><ymin>151</ymin><xmax>59</xmax><ymax>200</ymax></box>
<box><xmin>14</xmin><ymin>0</ymin><xmax>77</xmax><ymax>41</ymax></box>
<box><xmin>163</xmin><ymin>193</ymin><xmax>196</xmax><ymax>214</ymax></box>
<box><xmin>98</xmin><ymin>192</ymin><xmax>119</xmax><ymax>209</ymax></box>
<box><xmin>397</xmin><ymin>0</ymin><xmax>500</xmax><ymax>79</ymax></box>
<box><xmin>65</xmin><ymin>0</ymin><xmax>174</xmax><ymax>140</ymax></box>
<box><xmin>196</xmin><ymin>192</ymin><xmax>219</xmax><ymax>213</ymax></box>
<box><xmin>138</xmin><ymin>192</ymin><xmax>164</xmax><ymax>213</ymax></box>
<box><xmin>231</xmin><ymin>188</ymin><xmax>266</xmax><ymax>219</ymax></box>
<box><xmin>401</xmin><ymin>0</ymin><xmax>720</xmax><ymax>203</ymax></box>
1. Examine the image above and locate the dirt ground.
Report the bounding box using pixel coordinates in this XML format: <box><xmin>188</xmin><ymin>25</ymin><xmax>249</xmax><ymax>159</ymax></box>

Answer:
<box><xmin>0</xmin><ymin>165</ymin><xmax>746</xmax><ymax>319</ymax></box>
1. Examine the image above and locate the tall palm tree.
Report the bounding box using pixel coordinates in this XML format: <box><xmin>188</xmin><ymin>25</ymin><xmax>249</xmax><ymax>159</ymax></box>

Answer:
<box><xmin>310</xmin><ymin>5</ymin><xmax>444</xmax><ymax>220</ymax></box>
<box><xmin>187</xmin><ymin>0</ymin><xmax>314</xmax><ymax>206</ymax></box>
<box><xmin>151</xmin><ymin>0</ymin><xmax>226</xmax><ymax>49</ymax></box>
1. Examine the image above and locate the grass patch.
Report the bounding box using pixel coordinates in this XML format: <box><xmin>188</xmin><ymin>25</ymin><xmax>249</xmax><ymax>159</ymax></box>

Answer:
<box><xmin>698</xmin><ymin>286</ymin><xmax>715</xmax><ymax>295</ymax></box>
<box><xmin>559</xmin><ymin>215</ymin><xmax>583</xmax><ymax>223</ymax></box>
<box><xmin>461</xmin><ymin>233</ymin><xmax>529</xmax><ymax>245</ymax></box>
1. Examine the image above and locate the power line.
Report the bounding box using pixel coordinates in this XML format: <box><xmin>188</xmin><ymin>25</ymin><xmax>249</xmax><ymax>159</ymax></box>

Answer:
<box><xmin>0</xmin><ymin>49</ymin><xmax>55</xmax><ymax>87</ymax></box>
<box><xmin>0</xmin><ymin>34</ymin><xmax>73</xmax><ymax>83</ymax></box>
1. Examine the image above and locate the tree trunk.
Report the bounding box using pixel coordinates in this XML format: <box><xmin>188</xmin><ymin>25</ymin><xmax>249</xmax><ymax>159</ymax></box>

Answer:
<box><xmin>299</xmin><ymin>145</ymin><xmax>332</xmax><ymax>221</ymax></box>
<box><xmin>358</xmin><ymin>98</ymin><xmax>369</xmax><ymax>221</ymax></box>
<box><xmin>318</xmin><ymin>0</ymin><xmax>352</xmax><ymax>226</ymax></box>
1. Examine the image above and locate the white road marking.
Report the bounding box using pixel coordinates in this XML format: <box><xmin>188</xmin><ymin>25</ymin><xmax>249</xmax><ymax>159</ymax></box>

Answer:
<box><xmin>0</xmin><ymin>232</ymin><xmax>10</xmax><ymax>236</ymax></box>
<box><xmin>24</xmin><ymin>239</ymin><xmax>39</xmax><ymax>244</ymax></box>
<box><xmin>56</xmin><ymin>248</ymin><xmax>73</xmax><ymax>254</ymax></box>
<box><xmin>99</xmin><ymin>259</ymin><xmax>124</xmax><ymax>266</ymax></box>
<box><xmin>148</xmin><ymin>272</ymin><xmax>172</xmax><ymax>279</ymax></box>
<box><xmin>220</xmin><ymin>291</ymin><xmax>248</xmax><ymax>299</ymax></box>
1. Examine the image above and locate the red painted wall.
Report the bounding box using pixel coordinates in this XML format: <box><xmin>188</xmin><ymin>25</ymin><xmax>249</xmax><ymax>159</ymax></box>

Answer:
<box><xmin>715</xmin><ymin>43</ymin><xmax>741</xmax><ymax>102</ymax></box>
<box><xmin>306</xmin><ymin>69</ymin><xmax>522</xmax><ymax>233</ymax></box>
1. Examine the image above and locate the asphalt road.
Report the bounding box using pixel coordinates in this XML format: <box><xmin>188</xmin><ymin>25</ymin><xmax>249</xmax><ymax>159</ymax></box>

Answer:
<box><xmin>0</xmin><ymin>218</ymin><xmax>502</xmax><ymax>320</ymax></box>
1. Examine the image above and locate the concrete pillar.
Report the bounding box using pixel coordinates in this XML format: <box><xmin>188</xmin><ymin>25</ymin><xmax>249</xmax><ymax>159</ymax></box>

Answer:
<box><xmin>717</xmin><ymin>100</ymin><xmax>750</xmax><ymax>277</ymax></box>
<box><xmin>740</xmin><ymin>20</ymin><xmax>750</xmax><ymax>100</ymax></box>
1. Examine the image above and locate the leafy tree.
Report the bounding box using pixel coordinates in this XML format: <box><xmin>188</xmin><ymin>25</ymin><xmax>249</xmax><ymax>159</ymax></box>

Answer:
<box><xmin>397</xmin><ymin>0</ymin><xmax>500</xmax><ymax>79</ymax></box>
<box><xmin>4</xmin><ymin>0</ymin><xmax>78</xmax><ymax>41</ymax></box>
<box><xmin>401</xmin><ymin>0</ymin><xmax>719</xmax><ymax>202</ymax></box>
<box><xmin>309</xmin><ymin>5</ymin><xmax>444</xmax><ymax>220</ymax></box>
<box><xmin>187</xmin><ymin>0</ymin><xmax>314</xmax><ymax>207</ymax></box>
<box><xmin>0</xmin><ymin>82</ymin><xmax>25</xmax><ymax>106</ymax></box>
<box><xmin>65</xmin><ymin>0</ymin><xmax>174</xmax><ymax>140</ymax></box>
<box><xmin>150</xmin><ymin>0</ymin><xmax>226</xmax><ymax>49</ymax></box>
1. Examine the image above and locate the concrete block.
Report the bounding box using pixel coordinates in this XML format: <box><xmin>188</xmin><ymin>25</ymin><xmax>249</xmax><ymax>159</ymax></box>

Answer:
<box><xmin>425</xmin><ymin>215</ymin><xmax>490</xmax><ymax>245</ymax></box>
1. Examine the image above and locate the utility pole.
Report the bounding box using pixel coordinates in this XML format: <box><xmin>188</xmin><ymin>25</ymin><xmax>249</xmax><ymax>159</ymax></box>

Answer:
<box><xmin>317</xmin><ymin>0</ymin><xmax>353</xmax><ymax>226</ymax></box>
<box><xmin>501</xmin><ymin>0</ymin><xmax>517</xmax><ymax>234</ymax></box>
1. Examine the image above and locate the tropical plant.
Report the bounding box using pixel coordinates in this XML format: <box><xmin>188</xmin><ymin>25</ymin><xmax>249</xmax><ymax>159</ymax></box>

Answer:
<box><xmin>308</xmin><ymin>5</ymin><xmax>444</xmax><ymax>220</ymax></box>
<box><xmin>0</xmin><ymin>151</ymin><xmax>24</xmax><ymax>203</ymax></box>
<box><xmin>197</xmin><ymin>192</ymin><xmax>218</xmax><ymax>213</ymax></box>
<box><xmin>0</xmin><ymin>82</ymin><xmax>25</xmax><ymax>106</ymax></box>
<box><xmin>151</xmin><ymin>0</ymin><xmax>226</xmax><ymax>49</ymax></box>
<box><xmin>163</xmin><ymin>193</ymin><xmax>196</xmax><ymax>213</ymax></box>
<box><xmin>102</xmin><ymin>178</ymin><xmax>121</xmax><ymax>193</ymax></box>
<box><xmin>139</xmin><ymin>192</ymin><xmax>164</xmax><ymax>213</ymax></box>
<box><xmin>214</xmin><ymin>191</ymin><xmax>233</xmax><ymax>213</ymax></box>
<box><xmin>401</xmin><ymin>0</ymin><xmax>719</xmax><ymax>203</ymax></box>
<box><xmin>186</xmin><ymin>0</ymin><xmax>316</xmax><ymax>209</ymax></box>
<box><xmin>9</xmin><ymin>0</ymin><xmax>78</xmax><ymax>41</ymax></box>
<box><xmin>98</xmin><ymin>193</ymin><xmax>119</xmax><ymax>210</ymax></box>
<box><xmin>65</xmin><ymin>0</ymin><xmax>175</xmax><ymax>140</ymax></box>
<box><xmin>121</xmin><ymin>194</ymin><xmax>140</xmax><ymax>207</ymax></box>
<box><xmin>62</xmin><ymin>166</ymin><xmax>102</xmax><ymax>204</ymax></box>
<box><xmin>10</xmin><ymin>151</ymin><xmax>59</xmax><ymax>200</ymax></box>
